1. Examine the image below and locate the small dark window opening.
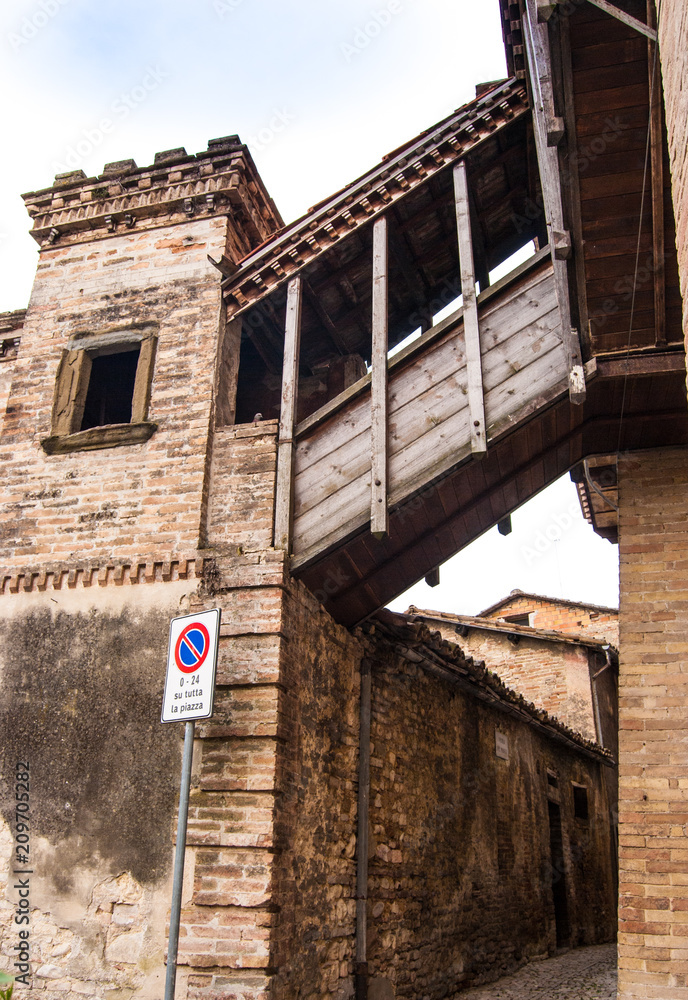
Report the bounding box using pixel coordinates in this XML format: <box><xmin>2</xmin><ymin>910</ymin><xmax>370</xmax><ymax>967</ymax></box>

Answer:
<box><xmin>547</xmin><ymin>772</ymin><xmax>558</xmax><ymax>788</ymax></box>
<box><xmin>81</xmin><ymin>349</ymin><xmax>140</xmax><ymax>430</ymax></box>
<box><xmin>573</xmin><ymin>785</ymin><xmax>589</xmax><ymax>820</ymax></box>
<box><xmin>505</xmin><ymin>612</ymin><xmax>530</xmax><ymax>626</ymax></box>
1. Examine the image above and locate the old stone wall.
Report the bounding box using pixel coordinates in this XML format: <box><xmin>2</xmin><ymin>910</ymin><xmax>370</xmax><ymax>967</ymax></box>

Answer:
<box><xmin>659</xmin><ymin>1</ymin><xmax>688</xmax><ymax>361</ymax></box>
<box><xmin>617</xmin><ymin>446</ymin><xmax>688</xmax><ymax>1000</ymax></box>
<box><xmin>363</xmin><ymin>640</ymin><xmax>616</xmax><ymax>998</ymax></box>
<box><xmin>269</xmin><ymin>580</ymin><xmax>362</xmax><ymax>1000</ymax></box>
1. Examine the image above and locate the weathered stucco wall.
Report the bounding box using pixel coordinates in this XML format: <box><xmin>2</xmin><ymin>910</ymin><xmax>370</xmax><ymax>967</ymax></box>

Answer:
<box><xmin>0</xmin><ymin>581</ymin><xmax>196</xmax><ymax>998</ymax></box>
<box><xmin>362</xmin><ymin>639</ymin><xmax>616</xmax><ymax>998</ymax></box>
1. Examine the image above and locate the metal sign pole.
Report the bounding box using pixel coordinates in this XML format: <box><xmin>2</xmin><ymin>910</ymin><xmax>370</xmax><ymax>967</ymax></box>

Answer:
<box><xmin>161</xmin><ymin>608</ymin><xmax>220</xmax><ymax>999</ymax></box>
<box><xmin>164</xmin><ymin>719</ymin><xmax>195</xmax><ymax>1000</ymax></box>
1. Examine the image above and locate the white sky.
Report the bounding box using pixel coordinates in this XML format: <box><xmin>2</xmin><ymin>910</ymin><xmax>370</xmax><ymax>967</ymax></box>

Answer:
<box><xmin>0</xmin><ymin>0</ymin><xmax>620</xmax><ymax>614</ymax></box>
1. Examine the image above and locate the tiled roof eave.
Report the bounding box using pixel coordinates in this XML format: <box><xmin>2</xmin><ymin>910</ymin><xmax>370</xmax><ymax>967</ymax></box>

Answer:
<box><xmin>364</xmin><ymin>611</ymin><xmax>615</xmax><ymax>766</ymax></box>
<box><xmin>222</xmin><ymin>77</ymin><xmax>529</xmax><ymax>313</ymax></box>
<box><xmin>406</xmin><ymin>608</ymin><xmax>617</xmax><ymax>651</ymax></box>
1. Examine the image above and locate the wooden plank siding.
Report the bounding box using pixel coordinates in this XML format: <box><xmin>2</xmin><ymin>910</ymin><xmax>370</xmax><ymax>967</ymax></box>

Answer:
<box><xmin>291</xmin><ymin>255</ymin><xmax>565</xmax><ymax>568</ymax></box>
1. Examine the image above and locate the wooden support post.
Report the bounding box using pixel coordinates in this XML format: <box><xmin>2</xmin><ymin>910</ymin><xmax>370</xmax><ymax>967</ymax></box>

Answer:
<box><xmin>523</xmin><ymin>0</ymin><xmax>586</xmax><ymax>404</ymax></box>
<box><xmin>274</xmin><ymin>276</ymin><xmax>302</xmax><ymax>551</ymax></box>
<box><xmin>453</xmin><ymin>161</ymin><xmax>487</xmax><ymax>456</ymax></box>
<box><xmin>559</xmin><ymin>14</ymin><xmax>591</xmax><ymax>358</ymax></box>
<box><xmin>371</xmin><ymin>217</ymin><xmax>389</xmax><ymax>539</ymax></box>
<box><xmin>647</xmin><ymin>1</ymin><xmax>665</xmax><ymax>347</ymax></box>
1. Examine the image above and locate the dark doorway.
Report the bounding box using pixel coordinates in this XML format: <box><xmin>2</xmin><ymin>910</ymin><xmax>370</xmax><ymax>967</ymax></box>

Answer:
<box><xmin>548</xmin><ymin>801</ymin><xmax>570</xmax><ymax>947</ymax></box>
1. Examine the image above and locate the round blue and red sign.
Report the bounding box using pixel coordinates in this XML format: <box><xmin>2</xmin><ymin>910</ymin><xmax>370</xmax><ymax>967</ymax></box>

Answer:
<box><xmin>175</xmin><ymin>622</ymin><xmax>210</xmax><ymax>673</ymax></box>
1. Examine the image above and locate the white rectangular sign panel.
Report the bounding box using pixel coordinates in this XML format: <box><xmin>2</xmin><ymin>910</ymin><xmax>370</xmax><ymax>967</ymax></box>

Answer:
<box><xmin>161</xmin><ymin>608</ymin><xmax>221</xmax><ymax>723</ymax></box>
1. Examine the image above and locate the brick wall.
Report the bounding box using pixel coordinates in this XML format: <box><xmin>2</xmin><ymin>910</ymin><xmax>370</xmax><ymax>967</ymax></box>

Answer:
<box><xmin>427</xmin><ymin>622</ymin><xmax>600</xmax><ymax>741</ymax></box>
<box><xmin>179</xmin><ymin>424</ymin><xmax>365</xmax><ymax>1000</ymax></box>
<box><xmin>659</xmin><ymin>2</ymin><xmax>688</xmax><ymax>368</ymax></box>
<box><xmin>0</xmin><ymin>215</ymin><xmax>228</xmax><ymax>576</ymax></box>
<box><xmin>617</xmin><ymin>447</ymin><xmax>688</xmax><ymax>999</ymax></box>
<box><xmin>180</xmin><ymin>424</ymin><xmax>285</xmax><ymax>1000</ymax></box>
<box><xmin>363</xmin><ymin>638</ymin><xmax>616</xmax><ymax>997</ymax></box>
<box><xmin>483</xmin><ymin>594</ymin><xmax>619</xmax><ymax>646</ymax></box>
<box><xmin>270</xmin><ymin>581</ymin><xmax>362</xmax><ymax>1000</ymax></box>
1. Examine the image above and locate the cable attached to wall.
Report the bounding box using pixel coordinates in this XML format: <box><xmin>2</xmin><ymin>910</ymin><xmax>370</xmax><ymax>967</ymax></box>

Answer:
<box><xmin>615</xmin><ymin>0</ymin><xmax>662</xmax><ymax>457</ymax></box>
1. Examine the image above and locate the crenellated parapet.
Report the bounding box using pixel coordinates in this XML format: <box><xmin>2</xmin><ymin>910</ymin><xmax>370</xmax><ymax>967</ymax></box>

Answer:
<box><xmin>22</xmin><ymin>135</ymin><xmax>283</xmax><ymax>253</ymax></box>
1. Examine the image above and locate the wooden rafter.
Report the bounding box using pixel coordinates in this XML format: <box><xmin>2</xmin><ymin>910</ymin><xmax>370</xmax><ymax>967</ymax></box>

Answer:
<box><xmin>302</xmin><ymin>279</ymin><xmax>348</xmax><ymax>358</ymax></box>
<box><xmin>586</xmin><ymin>0</ymin><xmax>657</xmax><ymax>40</ymax></box>
<box><xmin>537</xmin><ymin>0</ymin><xmax>657</xmax><ymax>40</ymax></box>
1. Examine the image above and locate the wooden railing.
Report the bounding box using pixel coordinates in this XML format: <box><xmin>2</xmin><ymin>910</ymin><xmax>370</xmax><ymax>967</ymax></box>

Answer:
<box><xmin>286</xmin><ymin>248</ymin><xmax>567</xmax><ymax>569</ymax></box>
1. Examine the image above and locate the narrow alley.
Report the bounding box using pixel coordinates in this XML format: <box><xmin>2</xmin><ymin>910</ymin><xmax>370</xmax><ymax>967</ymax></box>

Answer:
<box><xmin>462</xmin><ymin>944</ymin><xmax>616</xmax><ymax>999</ymax></box>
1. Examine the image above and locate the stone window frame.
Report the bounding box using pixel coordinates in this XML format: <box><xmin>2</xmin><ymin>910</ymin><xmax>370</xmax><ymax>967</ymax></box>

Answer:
<box><xmin>41</xmin><ymin>326</ymin><xmax>158</xmax><ymax>455</ymax></box>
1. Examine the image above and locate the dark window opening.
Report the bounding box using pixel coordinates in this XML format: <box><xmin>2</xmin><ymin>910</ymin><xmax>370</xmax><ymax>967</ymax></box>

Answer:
<box><xmin>505</xmin><ymin>612</ymin><xmax>530</xmax><ymax>626</ymax></box>
<box><xmin>547</xmin><ymin>772</ymin><xmax>558</xmax><ymax>788</ymax></box>
<box><xmin>573</xmin><ymin>785</ymin><xmax>589</xmax><ymax>821</ymax></box>
<box><xmin>81</xmin><ymin>349</ymin><xmax>140</xmax><ymax>430</ymax></box>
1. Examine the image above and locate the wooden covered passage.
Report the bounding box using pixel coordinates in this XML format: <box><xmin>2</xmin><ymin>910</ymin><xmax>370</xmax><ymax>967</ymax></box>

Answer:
<box><xmin>221</xmin><ymin>0</ymin><xmax>686</xmax><ymax>627</ymax></box>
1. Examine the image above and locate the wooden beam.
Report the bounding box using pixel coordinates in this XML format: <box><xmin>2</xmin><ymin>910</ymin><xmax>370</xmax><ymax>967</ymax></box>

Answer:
<box><xmin>647</xmin><ymin>0</ymin><xmax>665</xmax><ymax>348</ymax></box>
<box><xmin>303</xmin><ymin>278</ymin><xmax>348</xmax><ymax>357</ymax></box>
<box><xmin>274</xmin><ymin>276</ymin><xmax>303</xmax><ymax>551</ymax></box>
<box><xmin>586</xmin><ymin>0</ymin><xmax>657</xmax><ymax>41</ymax></box>
<box><xmin>371</xmin><ymin>216</ymin><xmax>389</xmax><ymax>539</ymax></box>
<box><xmin>523</xmin><ymin>0</ymin><xmax>586</xmax><ymax>404</ymax></box>
<box><xmin>453</xmin><ymin>161</ymin><xmax>487</xmax><ymax>455</ymax></box>
<box><xmin>559</xmin><ymin>13</ymin><xmax>591</xmax><ymax>358</ymax></box>
<box><xmin>593</xmin><ymin>351</ymin><xmax>686</xmax><ymax>378</ymax></box>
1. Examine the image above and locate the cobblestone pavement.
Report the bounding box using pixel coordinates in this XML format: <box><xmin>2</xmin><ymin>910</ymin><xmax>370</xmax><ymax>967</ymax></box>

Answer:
<box><xmin>461</xmin><ymin>943</ymin><xmax>617</xmax><ymax>999</ymax></box>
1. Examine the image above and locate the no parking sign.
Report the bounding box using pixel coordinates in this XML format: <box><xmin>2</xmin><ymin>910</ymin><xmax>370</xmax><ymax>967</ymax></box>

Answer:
<box><xmin>161</xmin><ymin>609</ymin><xmax>220</xmax><ymax>722</ymax></box>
